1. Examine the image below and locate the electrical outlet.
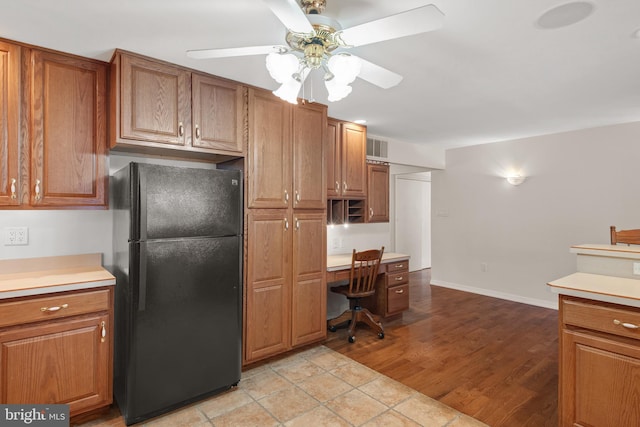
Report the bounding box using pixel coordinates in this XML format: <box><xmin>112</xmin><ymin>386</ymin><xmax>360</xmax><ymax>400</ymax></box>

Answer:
<box><xmin>3</xmin><ymin>227</ymin><xmax>28</xmax><ymax>245</ymax></box>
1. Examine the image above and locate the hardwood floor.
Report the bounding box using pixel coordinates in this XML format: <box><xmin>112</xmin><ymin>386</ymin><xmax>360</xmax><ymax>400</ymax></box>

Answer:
<box><xmin>324</xmin><ymin>269</ymin><xmax>559</xmax><ymax>427</ymax></box>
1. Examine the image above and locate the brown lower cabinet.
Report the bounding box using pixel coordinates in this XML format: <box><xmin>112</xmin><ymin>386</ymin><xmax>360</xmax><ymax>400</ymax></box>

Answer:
<box><xmin>245</xmin><ymin>209</ymin><xmax>326</xmax><ymax>364</ymax></box>
<box><xmin>0</xmin><ymin>288</ymin><xmax>113</xmax><ymax>419</ymax></box>
<box><xmin>559</xmin><ymin>295</ymin><xmax>640</xmax><ymax>427</ymax></box>
<box><xmin>363</xmin><ymin>259</ymin><xmax>410</xmax><ymax>318</ymax></box>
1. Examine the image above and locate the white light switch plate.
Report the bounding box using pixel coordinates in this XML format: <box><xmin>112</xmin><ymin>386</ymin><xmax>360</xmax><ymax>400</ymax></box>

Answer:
<box><xmin>634</xmin><ymin>262</ymin><xmax>640</xmax><ymax>276</ymax></box>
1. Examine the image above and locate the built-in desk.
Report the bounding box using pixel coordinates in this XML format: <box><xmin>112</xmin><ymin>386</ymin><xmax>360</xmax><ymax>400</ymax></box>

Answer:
<box><xmin>327</xmin><ymin>252</ymin><xmax>410</xmax><ymax>318</ymax></box>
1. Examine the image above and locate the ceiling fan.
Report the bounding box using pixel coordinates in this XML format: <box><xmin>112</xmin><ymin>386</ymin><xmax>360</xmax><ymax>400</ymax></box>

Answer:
<box><xmin>187</xmin><ymin>0</ymin><xmax>444</xmax><ymax>103</ymax></box>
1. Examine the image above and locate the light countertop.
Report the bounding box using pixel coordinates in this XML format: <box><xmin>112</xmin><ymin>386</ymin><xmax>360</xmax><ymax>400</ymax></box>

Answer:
<box><xmin>548</xmin><ymin>272</ymin><xmax>640</xmax><ymax>308</ymax></box>
<box><xmin>571</xmin><ymin>244</ymin><xmax>640</xmax><ymax>259</ymax></box>
<box><xmin>0</xmin><ymin>254</ymin><xmax>115</xmax><ymax>299</ymax></box>
<box><xmin>327</xmin><ymin>252</ymin><xmax>410</xmax><ymax>272</ymax></box>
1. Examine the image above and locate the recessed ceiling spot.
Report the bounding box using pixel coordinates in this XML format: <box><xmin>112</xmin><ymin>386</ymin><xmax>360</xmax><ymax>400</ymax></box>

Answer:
<box><xmin>536</xmin><ymin>2</ymin><xmax>594</xmax><ymax>29</ymax></box>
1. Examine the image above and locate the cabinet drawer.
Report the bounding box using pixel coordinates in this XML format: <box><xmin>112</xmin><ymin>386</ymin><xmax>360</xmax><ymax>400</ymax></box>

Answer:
<box><xmin>386</xmin><ymin>260</ymin><xmax>409</xmax><ymax>273</ymax></box>
<box><xmin>387</xmin><ymin>284</ymin><xmax>409</xmax><ymax>314</ymax></box>
<box><xmin>0</xmin><ymin>289</ymin><xmax>111</xmax><ymax>328</ymax></box>
<box><xmin>386</xmin><ymin>271</ymin><xmax>408</xmax><ymax>287</ymax></box>
<box><xmin>562</xmin><ymin>296</ymin><xmax>640</xmax><ymax>341</ymax></box>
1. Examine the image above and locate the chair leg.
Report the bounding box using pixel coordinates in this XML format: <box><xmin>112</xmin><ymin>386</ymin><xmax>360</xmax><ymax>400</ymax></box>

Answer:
<box><xmin>328</xmin><ymin>309</ymin><xmax>353</xmax><ymax>331</ymax></box>
<box><xmin>359</xmin><ymin>308</ymin><xmax>384</xmax><ymax>336</ymax></box>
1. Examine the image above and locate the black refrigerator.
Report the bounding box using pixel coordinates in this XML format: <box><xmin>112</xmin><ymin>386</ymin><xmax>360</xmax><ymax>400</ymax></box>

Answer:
<box><xmin>111</xmin><ymin>162</ymin><xmax>242</xmax><ymax>425</ymax></box>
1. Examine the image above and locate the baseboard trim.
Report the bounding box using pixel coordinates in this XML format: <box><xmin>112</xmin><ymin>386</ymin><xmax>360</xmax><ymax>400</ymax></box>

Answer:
<box><xmin>429</xmin><ymin>279</ymin><xmax>559</xmax><ymax>310</ymax></box>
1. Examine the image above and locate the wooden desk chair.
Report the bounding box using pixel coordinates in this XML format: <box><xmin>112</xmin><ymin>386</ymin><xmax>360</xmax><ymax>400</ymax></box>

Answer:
<box><xmin>610</xmin><ymin>226</ymin><xmax>640</xmax><ymax>245</ymax></box>
<box><xmin>328</xmin><ymin>247</ymin><xmax>385</xmax><ymax>343</ymax></box>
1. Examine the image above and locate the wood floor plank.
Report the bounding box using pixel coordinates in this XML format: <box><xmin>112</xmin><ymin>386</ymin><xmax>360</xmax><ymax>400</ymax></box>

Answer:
<box><xmin>324</xmin><ymin>268</ymin><xmax>558</xmax><ymax>427</ymax></box>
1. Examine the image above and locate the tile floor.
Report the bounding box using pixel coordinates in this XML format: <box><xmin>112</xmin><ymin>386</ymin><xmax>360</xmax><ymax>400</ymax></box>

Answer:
<box><xmin>79</xmin><ymin>345</ymin><xmax>488</xmax><ymax>427</ymax></box>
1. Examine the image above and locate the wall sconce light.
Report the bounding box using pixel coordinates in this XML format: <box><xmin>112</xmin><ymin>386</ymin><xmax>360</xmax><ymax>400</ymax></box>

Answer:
<box><xmin>506</xmin><ymin>174</ymin><xmax>526</xmax><ymax>186</ymax></box>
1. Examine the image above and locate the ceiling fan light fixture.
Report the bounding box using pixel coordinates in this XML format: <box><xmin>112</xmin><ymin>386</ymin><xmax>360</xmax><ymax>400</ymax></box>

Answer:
<box><xmin>325</xmin><ymin>77</ymin><xmax>352</xmax><ymax>102</ymax></box>
<box><xmin>266</xmin><ymin>51</ymin><xmax>300</xmax><ymax>83</ymax></box>
<box><xmin>273</xmin><ymin>77</ymin><xmax>301</xmax><ymax>104</ymax></box>
<box><xmin>327</xmin><ymin>54</ymin><xmax>361</xmax><ymax>85</ymax></box>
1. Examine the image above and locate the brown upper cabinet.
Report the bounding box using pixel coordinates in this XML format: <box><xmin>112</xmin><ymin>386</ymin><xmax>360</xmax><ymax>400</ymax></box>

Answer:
<box><xmin>110</xmin><ymin>50</ymin><xmax>245</xmax><ymax>160</ymax></box>
<box><xmin>247</xmin><ymin>88</ymin><xmax>326</xmax><ymax>209</ymax></box>
<box><xmin>0</xmin><ymin>39</ymin><xmax>108</xmax><ymax>209</ymax></box>
<box><xmin>326</xmin><ymin>118</ymin><xmax>367</xmax><ymax>199</ymax></box>
<box><xmin>367</xmin><ymin>163</ymin><xmax>390</xmax><ymax>223</ymax></box>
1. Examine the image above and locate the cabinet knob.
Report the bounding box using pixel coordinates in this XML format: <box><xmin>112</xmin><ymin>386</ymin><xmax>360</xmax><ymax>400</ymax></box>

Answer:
<box><xmin>295</xmin><ymin>190</ymin><xmax>300</xmax><ymax>203</ymax></box>
<box><xmin>178</xmin><ymin>122</ymin><xmax>185</xmax><ymax>137</ymax></box>
<box><xmin>295</xmin><ymin>218</ymin><xmax>300</xmax><ymax>231</ymax></box>
<box><xmin>284</xmin><ymin>218</ymin><xmax>289</xmax><ymax>231</ymax></box>
<box><xmin>395</xmin><ymin>276</ymin><xmax>404</xmax><ymax>281</ymax></box>
<box><xmin>34</xmin><ymin>179</ymin><xmax>41</xmax><ymax>201</ymax></box>
<box><xmin>343</xmin><ymin>181</ymin><xmax>347</xmax><ymax>192</ymax></box>
<box><xmin>335</xmin><ymin>181</ymin><xmax>339</xmax><ymax>193</ymax></box>
<box><xmin>369</xmin><ymin>208</ymin><xmax>374</xmax><ymax>218</ymax></box>
<box><xmin>395</xmin><ymin>289</ymin><xmax>404</xmax><ymax>294</ymax></box>
<box><xmin>195</xmin><ymin>124</ymin><xmax>201</xmax><ymax>139</ymax></box>
<box><xmin>10</xmin><ymin>178</ymin><xmax>16</xmax><ymax>199</ymax></box>
<box><xmin>284</xmin><ymin>190</ymin><xmax>289</xmax><ymax>204</ymax></box>
<box><xmin>613</xmin><ymin>319</ymin><xmax>640</xmax><ymax>329</ymax></box>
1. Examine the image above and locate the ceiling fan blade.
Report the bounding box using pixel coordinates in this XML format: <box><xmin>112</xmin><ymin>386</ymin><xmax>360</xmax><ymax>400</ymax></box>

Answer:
<box><xmin>340</xmin><ymin>4</ymin><xmax>444</xmax><ymax>47</ymax></box>
<box><xmin>355</xmin><ymin>57</ymin><xmax>403</xmax><ymax>89</ymax></box>
<box><xmin>263</xmin><ymin>0</ymin><xmax>314</xmax><ymax>33</ymax></box>
<box><xmin>187</xmin><ymin>45</ymin><xmax>284</xmax><ymax>59</ymax></box>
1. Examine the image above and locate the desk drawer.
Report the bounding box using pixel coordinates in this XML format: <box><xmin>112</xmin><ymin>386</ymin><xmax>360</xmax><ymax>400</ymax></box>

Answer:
<box><xmin>387</xmin><ymin>260</ymin><xmax>409</xmax><ymax>273</ymax></box>
<box><xmin>387</xmin><ymin>284</ymin><xmax>409</xmax><ymax>314</ymax></box>
<box><xmin>387</xmin><ymin>271</ymin><xmax>408</xmax><ymax>288</ymax></box>
<box><xmin>562</xmin><ymin>296</ymin><xmax>640</xmax><ymax>341</ymax></box>
<box><xmin>0</xmin><ymin>289</ymin><xmax>111</xmax><ymax>328</ymax></box>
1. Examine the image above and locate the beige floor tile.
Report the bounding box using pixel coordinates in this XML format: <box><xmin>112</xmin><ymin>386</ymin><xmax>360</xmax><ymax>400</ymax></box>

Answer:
<box><xmin>359</xmin><ymin>376</ymin><xmax>417</xmax><ymax>407</ymax></box>
<box><xmin>238</xmin><ymin>369</ymin><xmax>292</xmax><ymax>399</ymax></box>
<box><xmin>448</xmin><ymin>414</ymin><xmax>491</xmax><ymax>427</ymax></box>
<box><xmin>258</xmin><ymin>385</ymin><xmax>320</xmax><ymax>422</ymax></box>
<box><xmin>143</xmin><ymin>405</ymin><xmax>210</xmax><ymax>427</ymax></box>
<box><xmin>297</xmin><ymin>372</ymin><xmax>354</xmax><ymax>402</ymax></box>
<box><xmin>394</xmin><ymin>394</ymin><xmax>460</xmax><ymax>426</ymax></box>
<box><xmin>330</xmin><ymin>361</ymin><xmax>380</xmax><ymax>387</ymax></box>
<box><xmin>325</xmin><ymin>389</ymin><xmax>387</xmax><ymax>426</ymax></box>
<box><xmin>284</xmin><ymin>406</ymin><xmax>352</xmax><ymax>427</ymax></box>
<box><xmin>361</xmin><ymin>410</ymin><xmax>423</xmax><ymax>427</ymax></box>
<box><xmin>304</xmin><ymin>347</ymin><xmax>352</xmax><ymax>370</ymax></box>
<box><xmin>240</xmin><ymin>363</ymin><xmax>271</xmax><ymax>380</ymax></box>
<box><xmin>272</xmin><ymin>358</ymin><xmax>326</xmax><ymax>383</ymax></box>
<box><xmin>197</xmin><ymin>388</ymin><xmax>254</xmax><ymax>419</ymax></box>
<box><xmin>209</xmin><ymin>401</ymin><xmax>279</xmax><ymax>427</ymax></box>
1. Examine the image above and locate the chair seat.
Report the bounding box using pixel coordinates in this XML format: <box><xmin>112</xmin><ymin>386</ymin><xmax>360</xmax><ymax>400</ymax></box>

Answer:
<box><xmin>330</xmin><ymin>284</ymin><xmax>376</xmax><ymax>299</ymax></box>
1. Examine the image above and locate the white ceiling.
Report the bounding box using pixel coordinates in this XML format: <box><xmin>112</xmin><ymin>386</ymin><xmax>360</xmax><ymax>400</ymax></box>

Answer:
<box><xmin>1</xmin><ymin>0</ymin><xmax>639</xmax><ymax>149</ymax></box>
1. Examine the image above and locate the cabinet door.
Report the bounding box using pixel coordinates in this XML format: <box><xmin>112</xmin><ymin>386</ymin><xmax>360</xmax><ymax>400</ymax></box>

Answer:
<box><xmin>0</xmin><ymin>314</ymin><xmax>111</xmax><ymax>416</ymax></box>
<box><xmin>192</xmin><ymin>73</ymin><xmax>245</xmax><ymax>154</ymax></box>
<box><xmin>560</xmin><ymin>329</ymin><xmax>640</xmax><ymax>427</ymax></box>
<box><xmin>118</xmin><ymin>53</ymin><xmax>191</xmax><ymax>146</ymax></box>
<box><xmin>247</xmin><ymin>88</ymin><xmax>291</xmax><ymax>208</ymax></box>
<box><xmin>341</xmin><ymin>122</ymin><xmax>367</xmax><ymax>198</ymax></box>
<box><xmin>0</xmin><ymin>41</ymin><xmax>20</xmax><ymax>206</ymax></box>
<box><xmin>30</xmin><ymin>50</ymin><xmax>107</xmax><ymax>207</ymax></box>
<box><xmin>326</xmin><ymin>118</ymin><xmax>340</xmax><ymax>198</ymax></box>
<box><xmin>245</xmin><ymin>210</ymin><xmax>291</xmax><ymax>363</ymax></box>
<box><xmin>292</xmin><ymin>102</ymin><xmax>326</xmax><ymax>209</ymax></box>
<box><xmin>291</xmin><ymin>211</ymin><xmax>327</xmax><ymax>347</ymax></box>
<box><xmin>367</xmin><ymin>163</ymin><xmax>389</xmax><ymax>223</ymax></box>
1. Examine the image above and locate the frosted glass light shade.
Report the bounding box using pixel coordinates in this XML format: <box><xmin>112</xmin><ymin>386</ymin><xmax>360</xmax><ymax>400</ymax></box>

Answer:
<box><xmin>325</xmin><ymin>78</ymin><xmax>352</xmax><ymax>102</ymax></box>
<box><xmin>273</xmin><ymin>78</ymin><xmax>301</xmax><ymax>104</ymax></box>
<box><xmin>266</xmin><ymin>52</ymin><xmax>299</xmax><ymax>84</ymax></box>
<box><xmin>327</xmin><ymin>54</ymin><xmax>361</xmax><ymax>85</ymax></box>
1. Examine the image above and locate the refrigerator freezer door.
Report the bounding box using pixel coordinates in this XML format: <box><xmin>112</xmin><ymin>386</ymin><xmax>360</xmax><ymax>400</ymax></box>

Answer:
<box><xmin>124</xmin><ymin>236</ymin><xmax>241</xmax><ymax>423</ymax></box>
<box><xmin>132</xmin><ymin>163</ymin><xmax>242</xmax><ymax>240</ymax></box>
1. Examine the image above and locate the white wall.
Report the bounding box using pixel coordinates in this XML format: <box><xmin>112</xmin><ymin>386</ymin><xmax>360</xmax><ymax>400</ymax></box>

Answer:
<box><xmin>431</xmin><ymin>121</ymin><xmax>640</xmax><ymax>309</ymax></box>
<box><xmin>0</xmin><ymin>153</ymin><xmax>216</xmax><ymax>268</ymax></box>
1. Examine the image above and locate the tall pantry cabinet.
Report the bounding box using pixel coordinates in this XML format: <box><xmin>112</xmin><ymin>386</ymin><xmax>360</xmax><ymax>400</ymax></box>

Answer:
<box><xmin>244</xmin><ymin>88</ymin><xmax>327</xmax><ymax>364</ymax></box>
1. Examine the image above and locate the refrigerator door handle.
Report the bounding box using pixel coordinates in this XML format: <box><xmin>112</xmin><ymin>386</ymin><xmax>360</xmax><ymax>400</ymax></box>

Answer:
<box><xmin>139</xmin><ymin>244</ymin><xmax>147</xmax><ymax>311</ymax></box>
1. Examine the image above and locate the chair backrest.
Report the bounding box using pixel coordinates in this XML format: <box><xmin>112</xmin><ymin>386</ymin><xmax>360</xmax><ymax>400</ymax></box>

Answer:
<box><xmin>610</xmin><ymin>226</ymin><xmax>640</xmax><ymax>245</ymax></box>
<box><xmin>348</xmin><ymin>246</ymin><xmax>385</xmax><ymax>296</ymax></box>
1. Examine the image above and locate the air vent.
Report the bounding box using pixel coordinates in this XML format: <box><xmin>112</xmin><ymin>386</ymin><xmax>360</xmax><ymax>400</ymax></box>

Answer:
<box><xmin>366</xmin><ymin>137</ymin><xmax>388</xmax><ymax>159</ymax></box>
